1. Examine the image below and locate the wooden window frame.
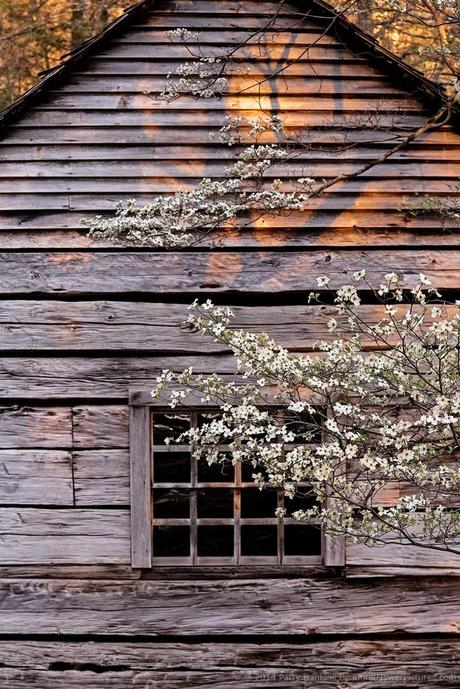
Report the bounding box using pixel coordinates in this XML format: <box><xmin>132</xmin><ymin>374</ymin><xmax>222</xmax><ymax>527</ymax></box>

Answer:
<box><xmin>129</xmin><ymin>388</ymin><xmax>345</xmax><ymax>570</ymax></box>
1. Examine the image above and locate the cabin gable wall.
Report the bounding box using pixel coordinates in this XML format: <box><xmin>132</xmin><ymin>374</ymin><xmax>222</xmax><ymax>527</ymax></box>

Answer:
<box><xmin>0</xmin><ymin>0</ymin><xmax>459</xmax><ymax>685</ymax></box>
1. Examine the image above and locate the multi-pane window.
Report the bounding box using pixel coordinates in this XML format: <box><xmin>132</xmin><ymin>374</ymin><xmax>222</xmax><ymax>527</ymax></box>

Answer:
<box><xmin>151</xmin><ymin>412</ymin><xmax>321</xmax><ymax>566</ymax></box>
<box><xmin>129</xmin><ymin>390</ymin><xmax>343</xmax><ymax>569</ymax></box>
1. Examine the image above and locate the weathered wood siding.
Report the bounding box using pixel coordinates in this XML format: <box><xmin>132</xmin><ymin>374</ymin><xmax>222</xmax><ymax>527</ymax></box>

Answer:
<box><xmin>0</xmin><ymin>0</ymin><xmax>459</xmax><ymax>684</ymax></box>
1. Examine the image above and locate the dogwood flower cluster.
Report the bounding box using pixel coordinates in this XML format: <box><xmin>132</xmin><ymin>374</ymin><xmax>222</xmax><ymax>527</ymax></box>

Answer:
<box><xmin>404</xmin><ymin>185</ymin><xmax>460</xmax><ymax>225</ymax></box>
<box><xmin>85</xmin><ymin>115</ymin><xmax>316</xmax><ymax>247</ymax></box>
<box><xmin>155</xmin><ymin>28</ymin><xmax>229</xmax><ymax>101</ymax></box>
<box><xmin>152</xmin><ymin>274</ymin><xmax>460</xmax><ymax>554</ymax></box>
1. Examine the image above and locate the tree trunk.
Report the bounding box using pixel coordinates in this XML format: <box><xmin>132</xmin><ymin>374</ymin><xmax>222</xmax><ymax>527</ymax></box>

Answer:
<box><xmin>70</xmin><ymin>0</ymin><xmax>90</xmax><ymax>51</ymax></box>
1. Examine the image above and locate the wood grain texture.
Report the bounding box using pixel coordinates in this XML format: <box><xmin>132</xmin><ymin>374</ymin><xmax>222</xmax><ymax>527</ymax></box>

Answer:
<box><xmin>129</xmin><ymin>405</ymin><xmax>152</xmax><ymax>567</ymax></box>
<box><xmin>3</xmin><ymin>143</ymin><xmax>459</xmax><ymax>162</ymax></box>
<box><xmin>3</xmin><ymin>126</ymin><xmax>455</xmax><ymax>146</ymax></box>
<box><xmin>73</xmin><ymin>450</ymin><xmax>129</xmax><ymax>505</ymax></box>
<box><xmin>0</xmin><ymin>509</ymin><xmax>130</xmax><ymax>564</ymax></box>
<box><xmin>1</xmin><ymin>226</ymin><xmax>460</xmax><ymax>249</ymax></box>
<box><xmin>0</xmin><ymin>406</ymin><xmax>72</xmax><ymax>447</ymax></box>
<box><xmin>0</xmin><ymin>302</ymin><xmax>456</xmax><ymax>352</ymax></box>
<box><xmin>0</xmin><ymin>639</ymin><xmax>458</xmax><ymax>688</ymax></box>
<box><xmin>47</xmin><ymin>76</ymin><xmax>431</xmax><ymax>94</ymax></box>
<box><xmin>0</xmin><ymin>577</ymin><xmax>459</xmax><ymax>635</ymax></box>
<box><xmin>1</xmin><ymin>192</ymin><xmax>453</xmax><ymax>212</ymax></box>
<box><xmin>0</xmin><ymin>451</ymin><xmax>73</xmax><ymax>505</ymax></box>
<box><xmin>72</xmin><ymin>406</ymin><xmax>128</xmax><ymax>448</ymax></box>
<box><xmin>2</xmin><ymin>208</ymin><xmax>459</xmax><ymax>231</ymax></box>
<box><xmin>348</xmin><ymin>541</ymin><xmax>460</xmax><ymax>568</ymax></box>
<box><xmin>5</xmin><ymin>159</ymin><xmax>456</xmax><ymax>179</ymax></box>
<box><xmin>0</xmin><ymin>251</ymin><xmax>457</xmax><ymax>295</ymax></box>
<box><xmin>0</xmin><ymin>356</ymin><xmax>235</xmax><ymax>398</ymax></box>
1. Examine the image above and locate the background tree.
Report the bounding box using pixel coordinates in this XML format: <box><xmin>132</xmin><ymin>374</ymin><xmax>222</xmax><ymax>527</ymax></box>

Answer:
<box><xmin>0</xmin><ymin>0</ymin><xmax>458</xmax><ymax>110</ymax></box>
<box><xmin>0</xmin><ymin>0</ymin><xmax>127</xmax><ymax>109</ymax></box>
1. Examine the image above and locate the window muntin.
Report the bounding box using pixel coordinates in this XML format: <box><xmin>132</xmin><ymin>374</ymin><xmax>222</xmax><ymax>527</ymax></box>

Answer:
<box><xmin>151</xmin><ymin>411</ymin><xmax>322</xmax><ymax>566</ymax></box>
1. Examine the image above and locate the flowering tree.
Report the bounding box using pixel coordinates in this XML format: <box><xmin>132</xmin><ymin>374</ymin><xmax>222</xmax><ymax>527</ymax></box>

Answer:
<box><xmin>85</xmin><ymin>115</ymin><xmax>317</xmax><ymax>247</ymax></box>
<box><xmin>85</xmin><ymin>1</ymin><xmax>460</xmax><ymax>247</ymax></box>
<box><xmin>85</xmin><ymin>3</ymin><xmax>460</xmax><ymax>555</ymax></box>
<box><xmin>153</xmin><ymin>273</ymin><xmax>460</xmax><ymax>554</ymax></box>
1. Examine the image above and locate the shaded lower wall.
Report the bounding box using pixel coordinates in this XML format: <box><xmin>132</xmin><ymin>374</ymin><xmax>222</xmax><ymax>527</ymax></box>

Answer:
<box><xmin>0</xmin><ymin>574</ymin><xmax>459</xmax><ymax>688</ymax></box>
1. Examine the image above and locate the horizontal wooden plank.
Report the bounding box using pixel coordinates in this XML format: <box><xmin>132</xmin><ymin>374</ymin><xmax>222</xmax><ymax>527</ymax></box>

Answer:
<box><xmin>26</xmin><ymin>93</ymin><xmax>422</xmax><ymax>112</ymax></box>
<box><xmin>116</xmin><ymin>28</ymin><xmax>343</xmax><ymax>45</ymax></box>
<box><xmin>146</xmin><ymin>1</ymin><xmax>322</xmax><ymax>15</ymax></box>
<box><xmin>0</xmin><ymin>563</ymin><xmax>322</xmax><ymax>579</ymax></box>
<box><xmin>0</xmin><ymin>406</ymin><xmax>72</xmax><ymax>447</ymax></box>
<box><xmin>17</xmin><ymin>110</ymin><xmax>426</xmax><ymax>128</ymax></box>
<box><xmin>132</xmin><ymin>15</ymin><xmax>344</xmax><ymax>30</ymax></box>
<box><xmin>2</xmin><ymin>159</ymin><xmax>457</xmax><ymax>179</ymax></box>
<box><xmin>148</xmin><ymin>1</ymin><xmax>310</xmax><ymax>14</ymax></box>
<box><xmin>0</xmin><ymin>451</ymin><xmax>73</xmax><ymax>506</ymax></box>
<box><xmin>0</xmin><ymin>208</ymin><xmax>457</xmax><ymax>232</ymax></box>
<box><xmin>3</xmin><ymin>126</ymin><xmax>454</xmax><ymax>145</ymax></box>
<box><xmin>0</xmin><ymin>302</ymin><xmax>455</xmax><ymax>352</ymax></box>
<box><xmin>96</xmin><ymin>43</ymin><xmax>360</xmax><ymax>60</ymax></box>
<box><xmin>348</xmin><ymin>541</ymin><xmax>460</xmax><ymax>568</ymax></box>
<box><xmin>1</xmin><ymin>179</ymin><xmax>455</xmax><ymax>195</ymax></box>
<box><xmin>71</xmin><ymin>61</ymin><xmax>392</xmax><ymax>77</ymax></box>
<box><xmin>0</xmin><ymin>639</ymin><xmax>459</xmax><ymax>688</ymax></box>
<box><xmin>3</xmin><ymin>143</ymin><xmax>460</xmax><ymax>162</ymax></box>
<box><xmin>72</xmin><ymin>406</ymin><xmax>128</xmax><ymax>448</ymax></box>
<box><xmin>0</xmin><ymin>225</ymin><xmax>459</xmax><ymax>249</ymax></box>
<box><xmin>73</xmin><ymin>450</ymin><xmax>129</xmax><ymax>506</ymax></box>
<box><xmin>0</xmin><ymin>250</ymin><xmax>457</xmax><ymax>295</ymax></box>
<box><xmin>0</xmin><ymin>509</ymin><xmax>129</xmax><ymax>564</ymax></box>
<box><xmin>0</xmin><ymin>357</ymin><xmax>240</xmax><ymax>398</ymax></box>
<box><xmin>0</xmin><ymin>576</ymin><xmax>459</xmax><ymax>635</ymax></box>
<box><xmin>0</xmin><ymin>192</ymin><xmax>449</xmax><ymax>211</ymax></box>
<box><xmin>51</xmin><ymin>75</ymin><xmax>412</xmax><ymax>94</ymax></box>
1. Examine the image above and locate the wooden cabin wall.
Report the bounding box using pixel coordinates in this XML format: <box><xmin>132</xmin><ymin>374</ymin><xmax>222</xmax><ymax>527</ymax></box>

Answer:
<box><xmin>0</xmin><ymin>0</ymin><xmax>459</xmax><ymax>685</ymax></box>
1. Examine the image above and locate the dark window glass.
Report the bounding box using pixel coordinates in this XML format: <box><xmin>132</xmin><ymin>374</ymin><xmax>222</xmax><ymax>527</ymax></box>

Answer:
<box><xmin>154</xmin><ymin>451</ymin><xmax>191</xmax><ymax>484</ymax></box>
<box><xmin>198</xmin><ymin>454</ymin><xmax>235</xmax><ymax>483</ymax></box>
<box><xmin>241</xmin><ymin>462</ymin><xmax>262</xmax><ymax>483</ymax></box>
<box><xmin>241</xmin><ymin>487</ymin><xmax>278</xmax><ymax>518</ymax></box>
<box><xmin>284</xmin><ymin>488</ymin><xmax>317</xmax><ymax>516</ymax></box>
<box><xmin>153</xmin><ymin>489</ymin><xmax>190</xmax><ymax>519</ymax></box>
<box><xmin>197</xmin><ymin>525</ymin><xmax>234</xmax><ymax>557</ymax></box>
<box><xmin>153</xmin><ymin>413</ymin><xmax>190</xmax><ymax>445</ymax></box>
<box><xmin>197</xmin><ymin>412</ymin><xmax>222</xmax><ymax>428</ymax></box>
<box><xmin>241</xmin><ymin>525</ymin><xmax>278</xmax><ymax>556</ymax></box>
<box><xmin>285</xmin><ymin>410</ymin><xmax>323</xmax><ymax>443</ymax></box>
<box><xmin>284</xmin><ymin>524</ymin><xmax>321</xmax><ymax>556</ymax></box>
<box><xmin>153</xmin><ymin>525</ymin><xmax>190</xmax><ymax>557</ymax></box>
<box><xmin>197</xmin><ymin>489</ymin><xmax>234</xmax><ymax>518</ymax></box>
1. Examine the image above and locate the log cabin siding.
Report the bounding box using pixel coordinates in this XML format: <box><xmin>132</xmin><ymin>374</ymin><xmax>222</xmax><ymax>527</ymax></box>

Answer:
<box><xmin>0</xmin><ymin>0</ymin><xmax>459</xmax><ymax>685</ymax></box>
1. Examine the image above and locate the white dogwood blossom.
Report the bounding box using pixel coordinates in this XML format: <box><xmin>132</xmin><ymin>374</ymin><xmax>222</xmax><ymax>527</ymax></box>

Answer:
<box><xmin>152</xmin><ymin>275</ymin><xmax>460</xmax><ymax>554</ymax></box>
<box><xmin>85</xmin><ymin>115</ymin><xmax>316</xmax><ymax>247</ymax></box>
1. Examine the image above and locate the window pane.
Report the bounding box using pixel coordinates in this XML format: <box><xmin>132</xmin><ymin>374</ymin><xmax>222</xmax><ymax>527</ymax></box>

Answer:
<box><xmin>154</xmin><ymin>451</ymin><xmax>191</xmax><ymax>484</ymax></box>
<box><xmin>241</xmin><ymin>462</ymin><xmax>262</xmax><ymax>483</ymax></box>
<box><xmin>241</xmin><ymin>487</ymin><xmax>278</xmax><ymax>518</ymax></box>
<box><xmin>284</xmin><ymin>524</ymin><xmax>321</xmax><ymax>556</ymax></box>
<box><xmin>285</xmin><ymin>410</ymin><xmax>322</xmax><ymax>443</ymax></box>
<box><xmin>197</xmin><ymin>488</ymin><xmax>234</xmax><ymax>518</ymax></box>
<box><xmin>152</xmin><ymin>413</ymin><xmax>190</xmax><ymax>445</ymax></box>
<box><xmin>241</xmin><ymin>525</ymin><xmax>277</xmax><ymax>556</ymax></box>
<box><xmin>197</xmin><ymin>412</ymin><xmax>222</xmax><ymax>428</ymax></box>
<box><xmin>153</xmin><ymin>525</ymin><xmax>190</xmax><ymax>557</ymax></box>
<box><xmin>284</xmin><ymin>489</ymin><xmax>317</xmax><ymax>516</ymax></box>
<box><xmin>153</xmin><ymin>489</ymin><xmax>190</xmax><ymax>519</ymax></box>
<box><xmin>197</xmin><ymin>453</ymin><xmax>235</xmax><ymax>483</ymax></box>
<box><xmin>197</xmin><ymin>525</ymin><xmax>234</xmax><ymax>557</ymax></box>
